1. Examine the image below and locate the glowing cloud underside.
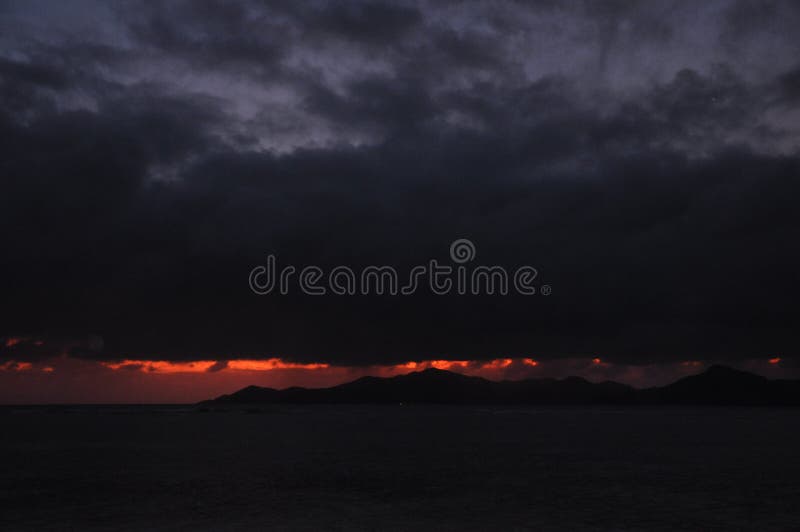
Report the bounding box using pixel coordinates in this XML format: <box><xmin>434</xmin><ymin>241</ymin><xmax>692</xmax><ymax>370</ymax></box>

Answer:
<box><xmin>101</xmin><ymin>359</ymin><xmax>331</xmax><ymax>373</ymax></box>
<box><xmin>98</xmin><ymin>358</ymin><xmax>538</xmax><ymax>374</ymax></box>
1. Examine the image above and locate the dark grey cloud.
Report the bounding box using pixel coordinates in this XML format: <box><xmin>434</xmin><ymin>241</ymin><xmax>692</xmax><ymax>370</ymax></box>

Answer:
<box><xmin>1</xmin><ymin>0</ymin><xmax>799</xmax><ymax>366</ymax></box>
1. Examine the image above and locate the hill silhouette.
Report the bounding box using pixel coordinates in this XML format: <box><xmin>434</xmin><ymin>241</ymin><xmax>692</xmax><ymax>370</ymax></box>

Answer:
<box><xmin>203</xmin><ymin>365</ymin><xmax>800</xmax><ymax>406</ymax></box>
<box><xmin>640</xmin><ymin>365</ymin><xmax>800</xmax><ymax>405</ymax></box>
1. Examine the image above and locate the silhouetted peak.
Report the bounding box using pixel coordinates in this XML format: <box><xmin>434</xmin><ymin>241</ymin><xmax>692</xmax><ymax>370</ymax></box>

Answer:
<box><xmin>701</xmin><ymin>365</ymin><xmax>765</xmax><ymax>381</ymax></box>
<box><xmin>561</xmin><ymin>376</ymin><xmax>590</xmax><ymax>385</ymax></box>
<box><xmin>405</xmin><ymin>368</ymin><xmax>471</xmax><ymax>380</ymax></box>
<box><xmin>203</xmin><ymin>364</ymin><xmax>800</xmax><ymax>406</ymax></box>
<box><xmin>420</xmin><ymin>367</ymin><xmax>454</xmax><ymax>374</ymax></box>
<box><xmin>419</xmin><ymin>368</ymin><xmax>454</xmax><ymax>375</ymax></box>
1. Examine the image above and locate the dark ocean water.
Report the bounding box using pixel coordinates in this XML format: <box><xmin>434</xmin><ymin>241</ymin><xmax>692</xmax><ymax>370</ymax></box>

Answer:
<box><xmin>1</xmin><ymin>406</ymin><xmax>799</xmax><ymax>531</ymax></box>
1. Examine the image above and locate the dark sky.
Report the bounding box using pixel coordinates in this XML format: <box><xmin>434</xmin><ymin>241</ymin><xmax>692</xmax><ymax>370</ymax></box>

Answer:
<box><xmin>1</xmin><ymin>0</ymin><xmax>799</xmax><ymax>373</ymax></box>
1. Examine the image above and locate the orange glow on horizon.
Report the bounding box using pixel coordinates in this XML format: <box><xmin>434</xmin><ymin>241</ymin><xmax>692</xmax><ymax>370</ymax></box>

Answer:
<box><xmin>428</xmin><ymin>360</ymin><xmax>470</xmax><ymax>370</ymax></box>
<box><xmin>102</xmin><ymin>360</ymin><xmax>217</xmax><ymax>373</ymax></box>
<box><xmin>101</xmin><ymin>358</ymin><xmax>331</xmax><ymax>373</ymax></box>
<box><xmin>2</xmin><ymin>355</ymin><xmax>795</xmax><ymax>404</ymax></box>
<box><xmin>97</xmin><ymin>357</ymin><xmax>543</xmax><ymax>376</ymax></box>
<box><xmin>4</xmin><ymin>337</ymin><xmax>25</xmax><ymax>348</ymax></box>
<box><xmin>0</xmin><ymin>361</ymin><xmax>33</xmax><ymax>371</ymax></box>
<box><xmin>227</xmin><ymin>359</ymin><xmax>330</xmax><ymax>371</ymax></box>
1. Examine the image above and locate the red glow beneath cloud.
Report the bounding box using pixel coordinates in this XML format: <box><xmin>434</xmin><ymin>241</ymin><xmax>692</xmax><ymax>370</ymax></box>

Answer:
<box><xmin>0</xmin><ymin>361</ymin><xmax>33</xmax><ymax>371</ymax></box>
<box><xmin>96</xmin><ymin>357</ymin><xmax>540</xmax><ymax>377</ymax></box>
<box><xmin>101</xmin><ymin>359</ymin><xmax>331</xmax><ymax>373</ymax></box>
<box><xmin>0</xmin><ymin>356</ymin><xmax>552</xmax><ymax>402</ymax></box>
<box><xmin>99</xmin><ymin>357</ymin><xmax>532</xmax><ymax>380</ymax></box>
<box><xmin>0</xmin><ymin>352</ymin><xmax>796</xmax><ymax>404</ymax></box>
<box><xmin>4</xmin><ymin>337</ymin><xmax>25</xmax><ymax>348</ymax></box>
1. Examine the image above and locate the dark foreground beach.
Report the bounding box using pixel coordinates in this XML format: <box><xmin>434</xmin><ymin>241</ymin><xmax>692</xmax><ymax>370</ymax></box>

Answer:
<box><xmin>2</xmin><ymin>406</ymin><xmax>799</xmax><ymax>531</ymax></box>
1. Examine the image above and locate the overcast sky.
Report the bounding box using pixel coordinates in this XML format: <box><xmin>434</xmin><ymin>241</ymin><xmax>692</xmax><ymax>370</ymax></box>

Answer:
<box><xmin>2</xmin><ymin>0</ymin><xmax>799</xmax><ymax>378</ymax></box>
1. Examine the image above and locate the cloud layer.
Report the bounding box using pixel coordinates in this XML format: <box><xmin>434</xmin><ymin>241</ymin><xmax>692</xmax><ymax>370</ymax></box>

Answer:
<box><xmin>1</xmin><ymin>0</ymin><xmax>799</xmax><ymax>367</ymax></box>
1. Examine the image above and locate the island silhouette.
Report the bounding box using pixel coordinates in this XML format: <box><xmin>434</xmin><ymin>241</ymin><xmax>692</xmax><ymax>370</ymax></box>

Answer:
<box><xmin>203</xmin><ymin>365</ymin><xmax>800</xmax><ymax>406</ymax></box>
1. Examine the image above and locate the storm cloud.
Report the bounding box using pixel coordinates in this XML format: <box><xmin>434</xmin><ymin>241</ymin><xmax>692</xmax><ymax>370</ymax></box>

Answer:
<box><xmin>1</xmin><ymin>0</ymin><xmax>799</xmax><ymax>366</ymax></box>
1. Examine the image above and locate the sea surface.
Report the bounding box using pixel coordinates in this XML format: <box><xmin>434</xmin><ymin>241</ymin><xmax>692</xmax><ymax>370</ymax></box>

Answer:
<box><xmin>1</xmin><ymin>405</ymin><xmax>799</xmax><ymax>531</ymax></box>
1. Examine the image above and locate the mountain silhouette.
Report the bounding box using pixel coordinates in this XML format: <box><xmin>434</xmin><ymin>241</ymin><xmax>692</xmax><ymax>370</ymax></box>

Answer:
<box><xmin>640</xmin><ymin>365</ymin><xmax>800</xmax><ymax>405</ymax></box>
<box><xmin>201</xmin><ymin>365</ymin><xmax>800</xmax><ymax>406</ymax></box>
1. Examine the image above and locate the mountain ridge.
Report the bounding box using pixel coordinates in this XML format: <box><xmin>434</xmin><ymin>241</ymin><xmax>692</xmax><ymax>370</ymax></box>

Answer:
<box><xmin>202</xmin><ymin>365</ymin><xmax>800</xmax><ymax>406</ymax></box>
